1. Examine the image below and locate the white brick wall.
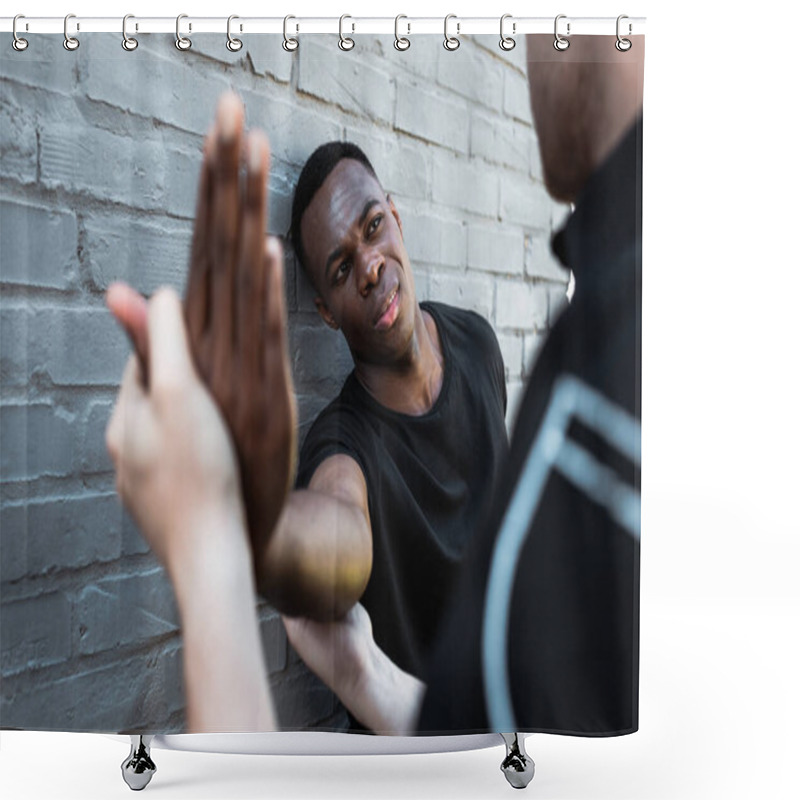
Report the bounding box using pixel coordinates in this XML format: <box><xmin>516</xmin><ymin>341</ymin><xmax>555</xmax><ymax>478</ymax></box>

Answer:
<box><xmin>0</xmin><ymin>32</ymin><xmax>568</xmax><ymax>732</ymax></box>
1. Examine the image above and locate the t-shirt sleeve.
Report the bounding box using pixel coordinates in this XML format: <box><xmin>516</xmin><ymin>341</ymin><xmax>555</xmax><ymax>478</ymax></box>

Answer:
<box><xmin>295</xmin><ymin>402</ymin><xmax>369</xmax><ymax>489</ymax></box>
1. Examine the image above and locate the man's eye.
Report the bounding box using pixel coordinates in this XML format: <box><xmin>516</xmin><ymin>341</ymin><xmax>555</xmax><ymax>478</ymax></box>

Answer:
<box><xmin>368</xmin><ymin>214</ymin><xmax>383</xmax><ymax>235</ymax></box>
<box><xmin>335</xmin><ymin>262</ymin><xmax>351</xmax><ymax>282</ymax></box>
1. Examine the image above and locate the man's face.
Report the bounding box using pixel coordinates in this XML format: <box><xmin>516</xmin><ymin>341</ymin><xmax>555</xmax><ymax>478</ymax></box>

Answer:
<box><xmin>300</xmin><ymin>159</ymin><xmax>417</xmax><ymax>366</ymax></box>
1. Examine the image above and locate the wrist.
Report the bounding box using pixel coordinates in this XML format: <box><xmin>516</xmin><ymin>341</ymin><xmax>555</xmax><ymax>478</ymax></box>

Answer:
<box><xmin>349</xmin><ymin>638</ymin><xmax>423</xmax><ymax>735</ymax></box>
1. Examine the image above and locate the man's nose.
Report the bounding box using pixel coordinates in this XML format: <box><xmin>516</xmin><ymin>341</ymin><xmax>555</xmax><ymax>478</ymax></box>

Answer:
<box><xmin>357</xmin><ymin>249</ymin><xmax>384</xmax><ymax>296</ymax></box>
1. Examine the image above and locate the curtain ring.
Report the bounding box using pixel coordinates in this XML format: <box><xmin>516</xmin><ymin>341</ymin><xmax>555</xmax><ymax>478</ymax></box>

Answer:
<box><xmin>553</xmin><ymin>14</ymin><xmax>570</xmax><ymax>51</ymax></box>
<box><xmin>339</xmin><ymin>14</ymin><xmax>355</xmax><ymax>51</ymax></box>
<box><xmin>227</xmin><ymin>15</ymin><xmax>243</xmax><ymax>52</ymax></box>
<box><xmin>12</xmin><ymin>14</ymin><xmax>29</xmax><ymax>52</ymax></box>
<box><xmin>394</xmin><ymin>14</ymin><xmax>410</xmax><ymax>51</ymax></box>
<box><xmin>122</xmin><ymin>14</ymin><xmax>138</xmax><ymax>51</ymax></box>
<box><xmin>63</xmin><ymin>13</ymin><xmax>79</xmax><ymax>51</ymax></box>
<box><xmin>443</xmin><ymin>14</ymin><xmax>460</xmax><ymax>51</ymax></box>
<box><xmin>175</xmin><ymin>13</ymin><xmax>192</xmax><ymax>50</ymax></box>
<box><xmin>283</xmin><ymin>15</ymin><xmax>298</xmax><ymax>51</ymax></box>
<box><xmin>499</xmin><ymin>14</ymin><xmax>516</xmax><ymax>51</ymax></box>
<box><xmin>615</xmin><ymin>14</ymin><xmax>632</xmax><ymax>52</ymax></box>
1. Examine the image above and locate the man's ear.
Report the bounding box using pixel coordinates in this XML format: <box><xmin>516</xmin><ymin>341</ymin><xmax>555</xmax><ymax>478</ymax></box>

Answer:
<box><xmin>387</xmin><ymin>193</ymin><xmax>403</xmax><ymax>238</ymax></box>
<box><xmin>314</xmin><ymin>296</ymin><xmax>339</xmax><ymax>330</ymax></box>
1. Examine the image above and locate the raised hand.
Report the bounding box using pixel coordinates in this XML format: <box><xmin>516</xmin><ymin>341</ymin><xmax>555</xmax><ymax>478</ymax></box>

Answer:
<box><xmin>106</xmin><ymin>288</ymin><xmax>247</xmax><ymax>576</ymax></box>
<box><xmin>184</xmin><ymin>92</ymin><xmax>298</xmax><ymax>564</ymax></box>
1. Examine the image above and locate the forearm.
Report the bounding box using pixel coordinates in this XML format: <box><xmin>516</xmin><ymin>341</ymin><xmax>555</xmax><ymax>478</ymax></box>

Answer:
<box><xmin>254</xmin><ymin>489</ymin><xmax>372</xmax><ymax>621</ymax></box>
<box><xmin>172</xmin><ymin>511</ymin><xmax>276</xmax><ymax>733</ymax></box>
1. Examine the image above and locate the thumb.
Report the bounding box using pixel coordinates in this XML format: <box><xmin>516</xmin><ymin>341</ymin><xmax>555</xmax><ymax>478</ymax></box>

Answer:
<box><xmin>147</xmin><ymin>287</ymin><xmax>195</xmax><ymax>390</ymax></box>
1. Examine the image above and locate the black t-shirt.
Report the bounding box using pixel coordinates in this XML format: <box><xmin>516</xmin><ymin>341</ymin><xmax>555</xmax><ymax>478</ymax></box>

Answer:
<box><xmin>296</xmin><ymin>301</ymin><xmax>508</xmax><ymax>681</ymax></box>
<box><xmin>418</xmin><ymin>117</ymin><xmax>642</xmax><ymax>736</ymax></box>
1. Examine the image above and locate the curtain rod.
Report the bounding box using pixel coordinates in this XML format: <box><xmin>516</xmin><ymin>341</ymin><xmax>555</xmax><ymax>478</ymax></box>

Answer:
<box><xmin>1</xmin><ymin>16</ymin><xmax>646</xmax><ymax>37</ymax></box>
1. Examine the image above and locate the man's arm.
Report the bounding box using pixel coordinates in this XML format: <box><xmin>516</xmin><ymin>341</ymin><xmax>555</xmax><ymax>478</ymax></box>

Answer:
<box><xmin>106</xmin><ymin>288</ymin><xmax>276</xmax><ymax>733</ymax></box>
<box><xmin>256</xmin><ymin>454</ymin><xmax>373</xmax><ymax>621</ymax></box>
<box><xmin>283</xmin><ymin>602</ymin><xmax>425</xmax><ymax>735</ymax></box>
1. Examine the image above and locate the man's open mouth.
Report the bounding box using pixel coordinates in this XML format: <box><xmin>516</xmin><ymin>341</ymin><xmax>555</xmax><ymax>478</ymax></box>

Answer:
<box><xmin>374</xmin><ymin>285</ymin><xmax>400</xmax><ymax>331</ymax></box>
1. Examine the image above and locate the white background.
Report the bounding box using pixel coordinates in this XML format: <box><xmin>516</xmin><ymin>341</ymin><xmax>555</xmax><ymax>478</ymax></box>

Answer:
<box><xmin>2</xmin><ymin>0</ymin><xmax>799</xmax><ymax>798</ymax></box>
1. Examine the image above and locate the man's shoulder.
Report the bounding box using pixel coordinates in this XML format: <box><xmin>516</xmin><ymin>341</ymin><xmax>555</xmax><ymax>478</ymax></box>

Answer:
<box><xmin>305</xmin><ymin>374</ymin><xmax>367</xmax><ymax>432</ymax></box>
<box><xmin>421</xmin><ymin>300</ymin><xmax>496</xmax><ymax>344</ymax></box>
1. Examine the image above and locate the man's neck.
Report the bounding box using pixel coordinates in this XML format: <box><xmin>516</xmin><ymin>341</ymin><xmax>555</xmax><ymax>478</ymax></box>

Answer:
<box><xmin>353</xmin><ymin>305</ymin><xmax>444</xmax><ymax>416</ymax></box>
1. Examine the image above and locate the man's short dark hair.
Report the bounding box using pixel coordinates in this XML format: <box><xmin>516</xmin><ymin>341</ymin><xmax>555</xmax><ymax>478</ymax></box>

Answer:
<box><xmin>289</xmin><ymin>142</ymin><xmax>379</xmax><ymax>281</ymax></box>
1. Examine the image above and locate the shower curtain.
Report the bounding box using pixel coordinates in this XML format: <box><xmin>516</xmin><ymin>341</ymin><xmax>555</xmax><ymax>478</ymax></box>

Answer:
<box><xmin>0</xmin><ymin>23</ymin><xmax>643</xmax><ymax>739</ymax></box>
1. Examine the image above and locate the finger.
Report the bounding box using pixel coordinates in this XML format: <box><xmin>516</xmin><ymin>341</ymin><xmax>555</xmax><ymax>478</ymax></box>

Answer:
<box><xmin>185</xmin><ymin>129</ymin><xmax>215</xmax><ymax>348</ymax></box>
<box><xmin>210</xmin><ymin>92</ymin><xmax>245</xmax><ymax>382</ymax></box>
<box><xmin>238</xmin><ymin>131</ymin><xmax>269</xmax><ymax>392</ymax></box>
<box><xmin>107</xmin><ymin>281</ymin><xmax>150</xmax><ymax>385</ymax></box>
<box><xmin>261</xmin><ymin>236</ymin><xmax>290</xmax><ymax>382</ymax></box>
<box><xmin>147</xmin><ymin>287</ymin><xmax>196</xmax><ymax>392</ymax></box>
<box><xmin>106</xmin><ymin>353</ymin><xmax>147</xmax><ymax>482</ymax></box>
<box><xmin>106</xmin><ymin>354</ymin><xmax>139</xmax><ymax>465</ymax></box>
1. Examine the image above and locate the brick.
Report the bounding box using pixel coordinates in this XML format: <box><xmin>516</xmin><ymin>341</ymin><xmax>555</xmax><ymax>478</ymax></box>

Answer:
<box><xmin>289</xmin><ymin>323</ymin><xmax>354</xmax><ymax>395</ymax></box>
<box><xmin>402</xmin><ymin>210</ymin><xmax>466</xmax><ymax>268</ymax></box>
<box><xmin>270</xmin><ymin>663</ymin><xmax>337</xmax><ymax>729</ymax></box>
<box><xmin>506</xmin><ymin>378</ymin><xmax>526</xmax><ymax>431</ymax></box>
<box><xmin>432</xmin><ymin>155</ymin><xmax>499</xmax><ymax>219</ymax></box>
<box><xmin>504</xmin><ymin>69</ymin><xmax>534</xmax><ymax>124</ymax></box>
<box><xmin>523</xmin><ymin>330</ymin><xmax>548</xmax><ymax>377</ymax></box>
<box><xmin>0</xmin><ymin>504</ymin><xmax>27</xmax><ymax>583</ymax></box>
<box><xmin>377</xmin><ymin>31</ymin><xmax>445</xmax><ymax>81</ymax></box>
<box><xmin>436</xmin><ymin>41</ymin><xmax>505</xmax><ymax>112</ymax></box>
<box><xmin>0</xmin><ymin>201</ymin><xmax>79</xmax><ymax>289</ymax></box>
<box><xmin>471</xmin><ymin>34</ymin><xmax>528</xmax><ymax>69</ymax></box>
<box><xmin>467</xmin><ymin>223</ymin><xmax>524</xmax><ymax>274</ymax></box>
<box><xmin>75</xmin><ymin>568</ymin><xmax>179</xmax><ymax>656</ymax></box>
<box><xmin>293</xmin><ymin>256</ymin><xmax>318</xmax><ymax>313</ymax></box>
<box><xmin>245</xmin><ymin>36</ymin><xmax>293</xmax><ymax>84</ymax></box>
<box><xmin>471</xmin><ymin>111</ymin><xmax>534</xmax><ymax>172</ymax></box>
<box><xmin>495</xmin><ymin>279</ymin><xmax>549</xmax><ymax>330</ymax></box>
<box><xmin>530</xmin><ymin>135</ymin><xmax>545</xmax><ymax>182</ymax></box>
<box><xmin>298</xmin><ymin>39</ymin><xmax>395</xmax><ymax>124</ymax></box>
<box><xmin>497</xmin><ymin>333</ymin><xmax>524</xmax><ymax>381</ymax></box>
<box><xmin>552</xmin><ymin>201</ymin><xmax>572</xmax><ymax>231</ymax></box>
<box><xmin>259</xmin><ymin>609</ymin><xmax>288</xmax><ymax>674</ymax></box>
<box><xmin>0</xmin><ymin>94</ymin><xmax>37</xmax><ymax>185</ymax></box>
<box><xmin>266</xmin><ymin>163</ymin><xmax>295</xmax><ymax>237</ymax></box>
<box><xmin>547</xmin><ymin>283</ymin><xmax>570</xmax><ymax>327</ymax></box>
<box><xmin>0</xmin><ymin>651</ymin><xmax>179</xmax><ymax>732</ymax></box>
<box><xmin>82</xmin><ymin>35</ymin><xmax>229</xmax><ymax>137</ymax></box>
<box><xmin>1</xmin><ymin>592</ymin><xmax>71</xmax><ymax>675</ymax></box>
<box><xmin>296</xmin><ymin>392</ymin><xmax>335</xmax><ymax>443</ymax></box>
<box><xmin>0</xmin><ymin>306</ymin><xmax>129</xmax><ymax>388</ymax></box>
<box><xmin>395</xmin><ymin>82</ymin><xmax>469</xmax><ymax>154</ymax></box>
<box><xmin>499</xmin><ymin>170</ymin><xmax>553</xmax><ymax>228</ymax></box>
<box><xmin>162</xmin><ymin>145</ymin><xmax>203</xmax><ymax>220</ymax></box>
<box><xmin>239</xmin><ymin>91</ymin><xmax>344</xmax><ymax>168</ymax></box>
<box><xmin>1</xmin><ymin>494</ymin><xmax>122</xmax><ymax>576</ymax></box>
<box><xmin>428</xmin><ymin>271</ymin><xmax>493</xmax><ymax>322</ymax></box>
<box><xmin>0</xmin><ymin>403</ymin><xmax>79</xmax><ymax>481</ymax></box>
<box><xmin>40</xmin><ymin>123</ymin><xmax>166</xmax><ymax>211</ymax></box>
<box><xmin>342</xmin><ymin>130</ymin><xmax>431</xmax><ymax>202</ymax></box>
<box><xmin>83</xmin><ymin>212</ymin><xmax>192</xmax><ymax>295</ymax></box>
<box><xmin>186</xmin><ymin>33</ymin><xmax>252</xmax><ymax>71</ymax></box>
<box><xmin>0</xmin><ymin>35</ymin><xmax>78</xmax><ymax>93</ymax></box>
<box><xmin>159</xmin><ymin>642</ymin><xmax>188</xmax><ymax>719</ymax></box>
<box><xmin>524</xmin><ymin>228</ymin><xmax>571</xmax><ymax>283</ymax></box>
<box><xmin>122</xmin><ymin>508</ymin><xmax>151</xmax><ymax>557</ymax></box>
<box><xmin>83</xmin><ymin>401</ymin><xmax>114</xmax><ymax>473</ymax></box>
